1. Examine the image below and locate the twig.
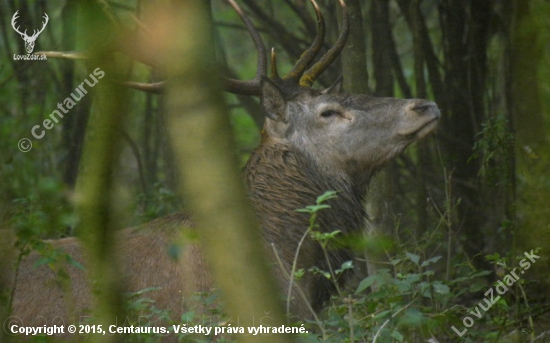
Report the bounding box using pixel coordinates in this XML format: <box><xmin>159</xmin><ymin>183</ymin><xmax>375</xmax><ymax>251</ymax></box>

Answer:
<box><xmin>270</xmin><ymin>244</ymin><xmax>326</xmax><ymax>338</ymax></box>
<box><xmin>372</xmin><ymin>299</ymin><xmax>416</xmax><ymax>343</ymax></box>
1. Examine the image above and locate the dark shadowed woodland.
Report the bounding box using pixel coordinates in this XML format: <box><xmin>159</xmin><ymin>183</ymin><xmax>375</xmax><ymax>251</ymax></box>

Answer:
<box><xmin>0</xmin><ymin>0</ymin><xmax>549</xmax><ymax>342</ymax></box>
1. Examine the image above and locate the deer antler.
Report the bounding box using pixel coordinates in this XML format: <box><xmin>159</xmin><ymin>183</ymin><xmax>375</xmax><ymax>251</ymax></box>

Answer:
<box><xmin>225</xmin><ymin>0</ymin><xmax>325</xmax><ymax>86</ymax></box>
<box><xmin>31</xmin><ymin>13</ymin><xmax>49</xmax><ymax>39</ymax></box>
<box><xmin>280</xmin><ymin>0</ymin><xmax>325</xmax><ymax>82</ymax></box>
<box><xmin>41</xmin><ymin>1</ymin><xmax>349</xmax><ymax>95</ymax></box>
<box><xmin>11</xmin><ymin>11</ymin><xmax>49</xmax><ymax>39</ymax></box>
<box><xmin>300</xmin><ymin>0</ymin><xmax>348</xmax><ymax>87</ymax></box>
<box><xmin>224</xmin><ymin>0</ymin><xmax>268</xmax><ymax>95</ymax></box>
<box><xmin>11</xmin><ymin>11</ymin><xmax>25</xmax><ymax>36</ymax></box>
<box><xmin>225</xmin><ymin>0</ymin><xmax>348</xmax><ymax>95</ymax></box>
<box><xmin>11</xmin><ymin>11</ymin><xmax>49</xmax><ymax>54</ymax></box>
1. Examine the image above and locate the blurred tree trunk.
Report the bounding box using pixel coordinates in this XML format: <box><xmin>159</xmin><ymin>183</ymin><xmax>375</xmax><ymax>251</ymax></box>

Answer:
<box><xmin>340</xmin><ymin>0</ymin><xmax>392</xmax><ymax>280</ymax></box>
<box><xmin>409</xmin><ymin>0</ymin><xmax>430</xmax><ymax>238</ymax></box>
<box><xmin>367</xmin><ymin>0</ymin><xmax>396</xmax><ymax>276</ymax></box>
<box><xmin>508</xmin><ymin>0</ymin><xmax>549</xmax><ymax>254</ymax></box>
<box><xmin>509</xmin><ymin>0</ymin><xmax>545</xmax><ymax>150</ymax></box>
<box><xmin>368</xmin><ymin>0</ymin><xmax>395</xmax><ymax>262</ymax></box>
<box><xmin>342</xmin><ymin>0</ymin><xmax>368</xmax><ymax>93</ymax></box>
<box><xmin>158</xmin><ymin>1</ymin><xmax>289</xmax><ymax>341</ymax></box>
<box><xmin>371</xmin><ymin>0</ymin><xmax>392</xmax><ymax>97</ymax></box>
<box><xmin>75</xmin><ymin>75</ymin><xmax>128</xmax><ymax>342</ymax></box>
<box><xmin>74</xmin><ymin>4</ymin><xmax>128</xmax><ymax>343</ymax></box>
<box><xmin>61</xmin><ymin>0</ymin><xmax>90</xmax><ymax>188</ymax></box>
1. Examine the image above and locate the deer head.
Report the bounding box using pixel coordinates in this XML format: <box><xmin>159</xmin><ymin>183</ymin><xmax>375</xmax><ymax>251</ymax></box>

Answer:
<box><xmin>259</xmin><ymin>82</ymin><xmax>439</xmax><ymax>183</ymax></box>
<box><xmin>222</xmin><ymin>0</ymin><xmax>439</xmax><ymax>184</ymax></box>
<box><xmin>11</xmin><ymin>11</ymin><xmax>49</xmax><ymax>54</ymax></box>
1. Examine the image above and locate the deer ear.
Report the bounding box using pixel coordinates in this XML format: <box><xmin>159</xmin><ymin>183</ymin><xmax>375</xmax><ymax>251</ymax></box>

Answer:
<box><xmin>322</xmin><ymin>75</ymin><xmax>343</xmax><ymax>94</ymax></box>
<box><xmin>260</xmin><ymin>77</ymin><xmax>287</xmax><ymax>123</ymax></box>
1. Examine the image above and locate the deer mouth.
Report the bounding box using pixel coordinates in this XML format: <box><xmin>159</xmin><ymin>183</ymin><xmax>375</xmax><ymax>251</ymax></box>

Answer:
<box><xmin>404</xmin><ymin>117</ymin><xmax>439</xmax><ymax>140</ymax></box>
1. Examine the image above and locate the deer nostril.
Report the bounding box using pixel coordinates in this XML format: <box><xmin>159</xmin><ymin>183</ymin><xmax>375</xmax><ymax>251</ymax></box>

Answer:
<box><xmin>412</xmin><ymin>103</ymin><xmax>433</xmax><ymax>113</ymax></box>
<box><xmin>413</xmin><ymin>105</ymin><xmax>431</xmax><ymax>112</ymax></box>
<box><xmin>412</xmin><ymin>102</ymin><xmax>440</xmax><ymax>118</ymax></box>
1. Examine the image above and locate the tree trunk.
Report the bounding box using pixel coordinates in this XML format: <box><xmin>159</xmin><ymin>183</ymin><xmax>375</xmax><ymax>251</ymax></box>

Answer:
<box><xmin>160</xmin><ymin>1</ymin><xmax>289</xmax><ymax>341</ymax></box>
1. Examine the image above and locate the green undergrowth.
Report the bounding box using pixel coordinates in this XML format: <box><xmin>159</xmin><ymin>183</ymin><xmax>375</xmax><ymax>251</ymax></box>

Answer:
<box><xmin>4</xmin><ymin>189</ymin><xmax>544</xmax><ymax>343</ymax></box>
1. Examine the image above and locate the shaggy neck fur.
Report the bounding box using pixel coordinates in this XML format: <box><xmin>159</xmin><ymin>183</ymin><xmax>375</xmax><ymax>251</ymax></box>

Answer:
<box><xmin>244</xmin><ymin>139</ymin><xmax>370</xmax><ymax>311</ymax></box>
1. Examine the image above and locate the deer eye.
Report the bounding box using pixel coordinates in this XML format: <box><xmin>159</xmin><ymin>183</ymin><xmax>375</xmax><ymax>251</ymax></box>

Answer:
<box><xmin>320</xmin><ymin>110</ymin><xmax>339</xmax><ymax>118</ymax></box>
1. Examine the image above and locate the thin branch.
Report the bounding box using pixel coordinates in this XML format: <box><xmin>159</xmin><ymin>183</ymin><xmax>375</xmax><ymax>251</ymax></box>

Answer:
<box><xmin>118</xmin><ymin>129</ymin><xmax>148</xmax><ymax>199</ymax></box>
<box><xmin>241</xmin><ymin>0</ymin><xmax>305</xmax><ymax>59</ymax></box>
<box><xmin>282</xmin><ymin>0</ymin><xmax>316</xmax><ymax>37</ymax></box>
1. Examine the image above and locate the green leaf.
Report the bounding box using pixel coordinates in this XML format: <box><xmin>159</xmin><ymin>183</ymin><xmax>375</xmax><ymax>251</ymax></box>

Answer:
<box><xmin>374</xmin><ymin>310</ymin><xmax>390</xmax><ymax>319</ymax></box>
<box><xmin>356</xmin><ymin>275</ymin><xmax>377</xmax><ymax>294</ymax></box>
<box><xmin>398</xmin><ymin>308</ymin><xmax>426</xmax><ymax>326</ymax></box>
<box><xmin>397</xmin><ymin>274</ymin><xmax>420</xmax><ymax>293</ymax></box>
<box><xmin>66</xmin><ymin>255</ymin><xmax>85</xmax><ymax>270</ymax></box>
<box><xmin>470</xmin><ymin>270</ymin><xmax>492</xmax><ymax>279</ymax></box>
<box><xmin>296</xmin><ymin>204</ymin><xmax>331</xmax><ymax>213</ymax></box>
<box><xmin>419</xmin><ymin>281</ymin><xmax>432</xmax><ymax>298</ymax></box>
<box><xmin>310</xmin><ymin>230</ymin><xmax>341</xmax><ymax>242</ymax></box>
<box><xmin>406</xmin><ymin>252</ymin><xmax>420</xmax><ymax>265</ymax></box>
<box><xmin>421</xmin><ymin>255</ymin><xmax>442</xmax><ymax>267</ymax></box>
<box><xmin>336</xmin><ymin>260</ymin><xmax>353</xmax><ymax>274</ymax></box>
<box><xmin>316</xmin><ymin>190</ymin><xmax>338</xmax><ymax>204</ymax></box>
<box><xmin>340</xmin><ymin>260</ymin><xmax>353</xmax><ymax>270</ymax></box>
<box><xmin>309</xmin><ymin>204</ymin><xmax>331</xmax><ymax>212</ymax></box>
<box><xmin>469</xmin><ymin>280</ymin><xmax>487</xmax><ymax>292</ymax></box>
<box><xmin>295</xmin><ymin>208</ymin><xmax>313</xmax><ymax>213</ymax></box>
<box><xmin>391</xmin><ymin>330</ymin><xmax>404</xmax><ymax>342</ymax></box>
<box><xmin>33</xmin><ymin>256</ymin><xmax>54</xmax><ymax>268</ymax></box>
<box><xmin>294</xmin><ymin>268</ymin><xmax>305</xmax><ymax>280</ymax></box>
<box><xmin>309</xmin><ymin>266</ymin><xmax>331</xmax><ymax>279</ymax></box>
<box><xmin>485</xmin><ymin>252</ymin><xmax>501</xmax><ymax>261</ymax></box>
<box><xmin>432</xmin><ymin>281</ymin><xmax>450</xmax><ymax>295</ymax></box>
<box><xmin>391</xmin><ymin>258</ymin><xmax>402</xmax><ymax>265</ymax></box>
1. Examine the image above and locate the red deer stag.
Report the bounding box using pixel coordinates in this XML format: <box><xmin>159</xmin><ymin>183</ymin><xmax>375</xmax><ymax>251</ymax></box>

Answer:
<box><xmin>8</xmin><ymin>0</ymin><xmax>440</xmax><ymax>338</ymax></box>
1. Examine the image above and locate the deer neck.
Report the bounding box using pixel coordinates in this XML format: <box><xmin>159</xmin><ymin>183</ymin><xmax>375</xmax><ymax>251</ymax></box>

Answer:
<box><xmin>245</xmin><ymin>140</ymin><xmax>368</xmax><ymax>262</ymax></box>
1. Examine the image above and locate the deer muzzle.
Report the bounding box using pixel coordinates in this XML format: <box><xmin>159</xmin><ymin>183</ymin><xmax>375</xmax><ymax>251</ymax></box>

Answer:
<box><xmin>399</xmin><ymin>100</ymin><xmax>441</xmax><ymax>140</ymax></box>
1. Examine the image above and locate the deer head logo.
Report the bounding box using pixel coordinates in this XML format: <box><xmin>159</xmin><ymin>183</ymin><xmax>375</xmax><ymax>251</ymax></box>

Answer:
<box><xmin>11</xmin><ymin>11</ymin><xmax>49</xmax><ymax>54</ymax></box>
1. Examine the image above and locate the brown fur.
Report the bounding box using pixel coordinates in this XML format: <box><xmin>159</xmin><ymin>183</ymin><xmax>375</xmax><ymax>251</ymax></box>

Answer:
<box><xmin>10</xmin><ymin>214</ymin><xmax>208</xmax><ymax>327</ymax></box>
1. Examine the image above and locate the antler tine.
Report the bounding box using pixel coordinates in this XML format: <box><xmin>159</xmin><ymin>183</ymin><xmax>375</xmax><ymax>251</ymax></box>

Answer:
<box><xmin>11</xmin><ymin>11</ymin><xmax>24</xmax><ymax>36</ymax></box>
<box><xmin>270</xmin><ymin>48</ymin><xmax>280</xmax><ymax>79</ymax></box>
<box><xmin>224</xmin><ymin>0</ymin><xmax>267</xmax><ymax>95</ymax></box>
<box><xmin>224</xmin><ymin>79</ymin><xmax>264</xmax><ymax>95</ymax></box>
<box><xmin>226</xmin><ymin>0</ymin><xmax>267</xmax><ymax>79</ymax></box>
<box><xmin>283</xmin><ymin>0</ymin><xmax>325</xmax><ymax>82</ymax></box>
<box><xmin>36</xmin><ymin>13</ymin><xmax>49</xmax><ymax>36</ymax></box>
<box><xmin>300</xmin><ymin>0</ymin><xmax>349</xmax><ymax>87</ymax></box>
